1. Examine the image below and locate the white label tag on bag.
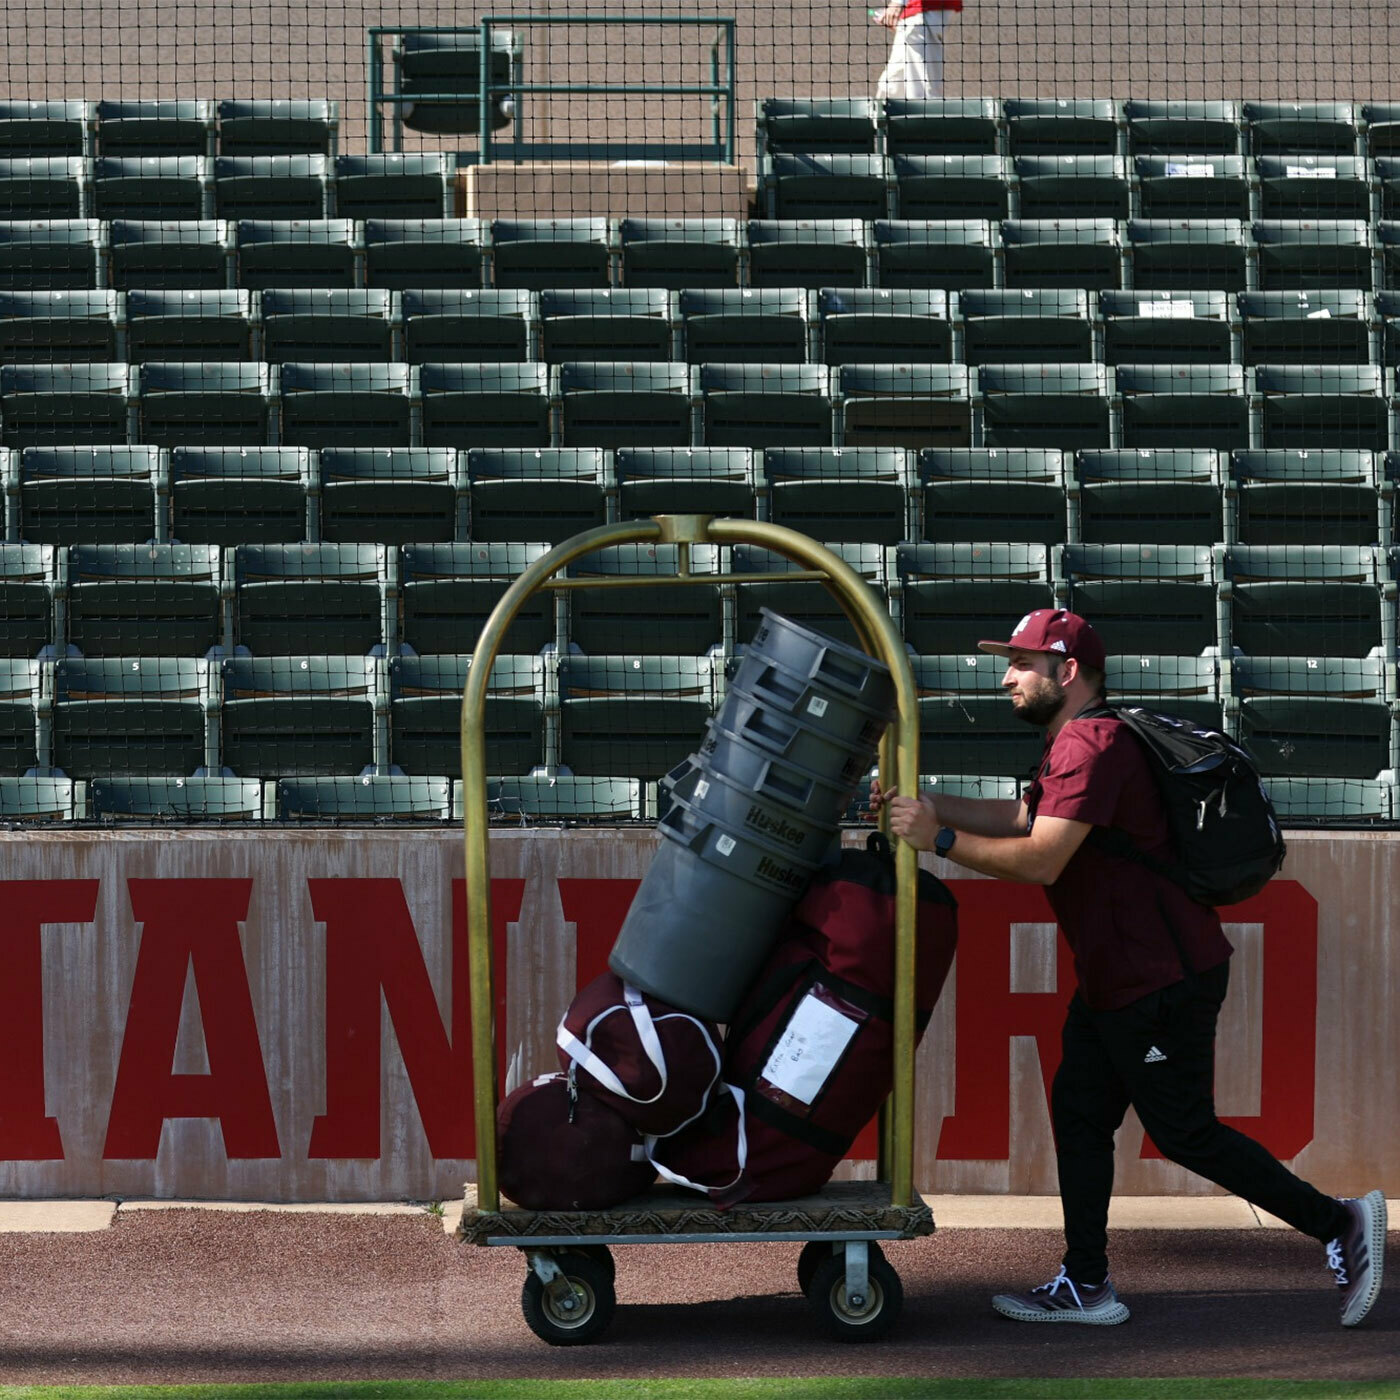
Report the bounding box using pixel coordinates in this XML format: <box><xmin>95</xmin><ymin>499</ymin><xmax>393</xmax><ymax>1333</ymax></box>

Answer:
<box><xmin>759</xmin><ymin>992</ymin><xmax>861</xmax><ymax>1105</ymax></box>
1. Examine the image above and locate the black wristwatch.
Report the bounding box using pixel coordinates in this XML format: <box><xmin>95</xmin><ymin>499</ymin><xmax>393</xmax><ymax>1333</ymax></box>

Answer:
<box><xmin>934</xmin><ymin>826</ymin><xmax>957</xmax><ymax>858</ymax></box>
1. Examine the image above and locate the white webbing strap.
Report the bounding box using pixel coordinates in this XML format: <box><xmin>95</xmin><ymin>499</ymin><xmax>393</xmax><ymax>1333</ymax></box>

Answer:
<box><xmin>645</xmin><ymin>1082</ymin><xmax>748</xmax><ymax>1197</ymax></box>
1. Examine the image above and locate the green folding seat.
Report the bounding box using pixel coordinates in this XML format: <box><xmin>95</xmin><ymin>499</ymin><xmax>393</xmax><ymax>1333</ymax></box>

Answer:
<box><xmin>1256</xmin><ymin>155</ymin><xmax>1371</xmax><ymax>220</ymax></box>
<box><xmin>1252</xmin><ymin>220</ymin><xmax>1373</xmax><ymax>292</ymax></box>
<box><xmin>758</xmin><ymin>98</ymin><xmax>879</xmax><ymax>156</ymax></box>
<box><xmin>137</xmin><ymin>361</ymin><xmax>273</xmax><ymax>447</ymax></box>
<box><xmin>1375</xmin><ymin>291</ymin><xmax>1400</xmax><ymax>366</ymax></box>
<box><xmin>1134</xmin><ymin>154</ymin><xmax>1250</xmax><ymax>220</ymax></box>
<box><xmin>1115</xmin><ymin>364</ymin><xmax>1249</xmax><ymax>451</ymax></box>
<box><xmin>614</xmin><ymin>447</ymin><xmax>757</xmax><ymax>521</ymax></box>
<box><xmin>320</xmin><ymin>447</ymin><xmax>463</xmax><ymax>545</ymax></box>
<box><xmin>540</xmin><ymin>288</ymin><xmax>675</xmax><ymax>363</ymax></box>
<box><xmin>959</xmin><ymin>288</ymin><xmax>1094</xmax><ymax>364</ymax></box>
<box><xmin>1071</xmin><ymin>448</ymin><xmax>1223</xmax><ymax>546</ymax></box>
<box><xmin>233</xmin><ymin>543</ymin><xmax>390</xmax><ymax>656</ymax></box>
<box><xmin>1222</xmin><ymin>543</ymin><xmax>1382</xmax><ymax>657</ymax></box>
<box><xmin>389</xmin><ymin>28</ymin><xmax>521</xmax><ymax>139</ymax></box>
<box><xmin>1005</xmin><ymin>99</ymin><xmax>1121</xmax><ymax>157</ymax></box>
<box><xmin>54</xmin><ymin>656</ymin><xmax>212</xmax><ymax>778</ymax></box>
<box><xmin>1014</xmin><ymin>155</ymin><xmax>1131</xmax><ymax>219</ymax></box>
<box><xmin>1238</xmin><ymin>289</ymin><xmax>1372</xmax><ymax>366</ymax></box>
<box><xmin>761</xmin><ymin>446</ymin><xmax>912</xmax><ymax>544</ymax></box>
<box><xmin>276</xmin><ymin>773</ymin><xmax>453</xmax><ymax>821</ymax></box>
<box><xmin>1126</xmin><ymin>219</ymin><xmax>1249</xmax><ymax>293</ymax></box>
<box><xmin>746</xmin><ymin>219</ymin><xmax>870</xmax><ymax>289</ymax></box>
<box><xmin>0</xmin><ymin>100</ymin><xmax>94</xmax><ymax>159</ymax></box>
<box><xmin>0</xmin><ymin>544</ymin><xmax>57</xmax><ymax>658</ymax></box>
<box><xmin>837</xmin><ymin>363</ymin><xmax>971</xmax><ymax>449</ymax></box>
<box><xmin>109</xmin><ymin>218</ymin><xmax>233</xmax><ymax>291</ymax></box>
<box><xmin>93</xmin><ymin>156</ymin><xmax>210</xmax><ymax>220</ymax></box>
<box><xmin>1243</xmin><ymin>101</ymin><xmax>1359</xmax><ymax>157</ymax></box>
<box><xmin>892</xmin><ymin>155</ymin><xmax>1010</xmax><ymax>221</ymax></box>
<box><xmin>95</xmin><ymin>100</ymin><xmax>214</xmax><ymax>157</ymax></box>
<box><xmin>399</xmin><ymin>541</ymin><xmax>554</xmax><ymax>655</ymax></box>
<box><xmin>681</xmin><ymin>288</ymin><xmax>812</xmax><ymax>365</ymax></box>
<box><xmin>219</xmin><ymin>655</ymin><xmax>381</xmax><ymax>777</ymax></box>
<box><xmin>18</xmin><ymin>446</ymin><xmax>157</xmax><ymax>545</ymax></box>
<box><xmin>871</xmin><ymin>219</ymin><xmax>997</xmax><ymax>290</ymax></box>
<box><xmin>616</xmin><ymin>218</ymin><xmax>742</xmax><ymax>291</ymax></box>
<box><xmin>2</xmin><ymin>363</ymin><xmax>135</xmax><ymax>449</ymax></box>
<box><xmin>389</xmin><ymin>653</ymin><xmax>542</xmax><ymax>778</ymax></box>
<box><xmin>401</xmin><ymin>288</ymin><xmax>534</xmax><ymax>363</ymax></box>
<box><xmin>817</xmin><ymin>287</ymin><xmax>951</xmax><ymax>365</ymax></box>
<box><xmin>883</xmin><ymin>98</ymin><xmax>1000</xmax><ymax>158</ymax></box>
<box><xmin>490</xmin><ymin>218</ymin><xmax>612</xmax><ymax>290</ymax></box>
<box><xmin>235</xmin><ymin>218</ymin><xmax>357</xmax><ymax>290</ymax></box>
<box><xmin>279</xmin><ymin>362</ymin><xmax>412</xmax><ymax>449</ymax></box>
<box><xmin>90</xmin><ymin>774</ymin><xmax>263</xmax><ymax>820</ymax></box>
<box><xmin>1261</xmin><ymin>774</ymin><xmax>1393</xmax><ymax>822</ymax></box>
<box><xmin>212</xmin><ymin>155</ymin><xmax>329</xmax><ymax>220</ymax></box>
<box><xmin>0</xmin><ymin>219</ymin><xmax>105</xmax><ymax>291</ymax></box>
<box><xmin>169</xmin><ymin>447</ymin><xmax>313</xmax><ymax>546</ymax></box>
<box><xmin>1376</xmin><ymin>221</ymin><xmax>1400</xmax><ymax>291</ymax></box>
<box><xmin>419</xmin><ymin>363</ymin><xmax>551</xmax><ymax>449</ymax></box>
<box><xmin>1227</xmin><ymin>449</ymin><xmax>1379</xmax><ymax>546</ymax></box>
<box><xmin>66</xmin><ymin>544</ymin><xmax>224</xmax><ymax>658</ymax></box>
<box><xmin>334</xmin><ymin>153</ymin><xmax>455</xmax><ymax>220</ymax></box>
<box><xmin>1362</xmin><ymin>103</ymin><xmax>1400</xmax><ymax>160</ymax></box>
<box><xmin>1105</xmin><ymin>653</ymin><xmax>1223</xmax><ymax>731</ymax></box>
<box><xmin>0</xmin><ymin>290</ymin><xmax>119</xmax><ymax>363</ymax></box>
<box><xmin>0</xmin><ymin>774</ymin><xmax>75</xmax><ymax>820</ymax></box>
<box><xmin>699</xmin><ymin>363</ymin><xmax>831</xmax><ymax>448</ymax></box>
<box><xmin>1125</xmin><ymin>100</ymin><xmax>1243</xmax><ymax>157</ymax></box>
<box><xmin>1253</xmin><ymin>364</ymin><xmax>1387</xmax><ymax>451</ymax></box>
<box><xmin>919</xmin><ymin>447</ymin><xmax>1066</xmax><ymax>545</ymax></box>
<box><xmin>896</xmin><ymin>541</ymin><xmax>1053</xmax><ymax>655</ymax></box>
<box><xmin>559</xmin><ymin>362</ymin><xmax>694</xmax><ymax>448</ymax></box>
<box><xmin>1061</xmin><ymin>543</ymin><xmax>1219</xmax><ymax>655</ymax></box>
<box><xmin>1001</xmin><ymin>218</ymin><xmax>1122</xmax><ymax>290</ymax></box>
<box><xmin>260</xmin><ymin>289</ymin><xmax>397</xmax><ymax>363</ymax></box>
<box><xmin>763</xmin><ymin>154</ymin><xmax>890</xmax><ymax>220</ymax></box>
<box><xmin>0</xmin><ymin>157</ymin><xmax>88</xmax><ymax>219</ymax></box>
<box><xmin>978</xmin><ymin>363</ymin><xmax>1112</xmax><ymax>449</ymax></box>
<box><xmin>216</xmin><ymin>100</ymin><xmax>339</xmax><ymax>158</ymax></box>
<box><xmin>363</xmin><ymin>218</ymin><xmax>486</xmax><ymax>289</ymax></box>
<box><xmin>480</xmin><ymin>774</ymin><xmax>643</xmax><ymax>821</ymax></box>
<box><xmin>731</xmin><ymin>541</ymin><xmax>888</xmax><ymax>651</ymax></box>
<box><xmin>566</xmin><ymin>544</ymin><xmax>723</xmax><ymax>656</ymax></box>
<box><xmin>1099</xmin><ymin>290</ymin><xmax>1234</xmax><ymax>366</ymax></box>
<box><xmin>125</xmin><ymin>289</ymin><xmax>255</xmax><ymax>361</ymax></box>
<box><xmin>465</xmin><ymin>447</ymin><xmax>607</xmax><ymax>544</ymax></box>
<box><xmin>558</xmin><ymin>654</ymin><xmax>715</xmax><ymax>780</ymax></box>
<box><xmin>1229</xmin><ymin>655</ymin><xmax>1391</xmax><ymax>778</ymax></box>
<box><xmin>0</xmin><ymin>658</ymin><xmax>40</xmax><ymax>773</ymax></box>
<box><xmin>912</xmin><ymin>652</ymin><xmax>1043</xmax><ymax>777</ymax></box>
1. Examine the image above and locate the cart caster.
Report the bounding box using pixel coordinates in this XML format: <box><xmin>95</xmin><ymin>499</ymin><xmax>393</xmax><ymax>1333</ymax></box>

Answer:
<box><xmin>807</xmin><ymin>1243</ymin><xmax>903</xmax><ymax>1342</ymax></box>
<box><xmin>520</xmin><ymin>1249</ymin><xmax>616</xmax><ymax>1346</ymax></box>
<box><xmin>572</xmin><ymin>1244</ymin><xmax>616</xmax><ymax>1283</ymax></box>
<box><xmin>797</xmin><ymin>1239</ymin><xmax>886</xmax><ymax>1297</ymax></box>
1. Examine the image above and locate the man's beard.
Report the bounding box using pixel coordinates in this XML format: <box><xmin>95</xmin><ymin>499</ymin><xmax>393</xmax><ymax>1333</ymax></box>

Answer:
<box><xmin>1012</xmin><ymin>674</ymin><xmax>1066</xmax><ymax>727</ymax></box>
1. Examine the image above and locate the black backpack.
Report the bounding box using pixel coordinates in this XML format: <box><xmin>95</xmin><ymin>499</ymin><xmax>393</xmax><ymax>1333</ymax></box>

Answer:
<box><xmin>1082</xmin><ymin>705</ymin><xmax>1286</xmax><ymax>907</ymax></box>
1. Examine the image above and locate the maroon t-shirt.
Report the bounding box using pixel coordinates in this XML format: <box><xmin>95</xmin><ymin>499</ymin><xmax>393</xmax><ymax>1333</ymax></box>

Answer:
<box><xmin>1025</xmin><ymin>715</ymin><xmax>1233</xmax><ymax>1011</ymax></box>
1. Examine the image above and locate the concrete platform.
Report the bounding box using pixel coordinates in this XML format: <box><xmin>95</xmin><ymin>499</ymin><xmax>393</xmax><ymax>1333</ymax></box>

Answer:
<box><xmin>458</xmin><ymin>161</ymin><xmax>753</xmax><ymax>220</ymax></box>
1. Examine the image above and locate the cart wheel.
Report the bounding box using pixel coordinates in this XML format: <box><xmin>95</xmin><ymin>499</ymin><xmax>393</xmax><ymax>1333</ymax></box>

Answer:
<box><xmin>798</xmin><ymin>1239</ymin><xmax>886</xmax><ymax>1297</ymax></box>
<box><xmin>808</xmin><ymin>1250</ymin><xmax>903</xmax><ymax>1342</ymax></box>
<box><xmin>520</xmin><ymin>1251</ymin><xmax>616</xmax><ymax>1346</ymax></box>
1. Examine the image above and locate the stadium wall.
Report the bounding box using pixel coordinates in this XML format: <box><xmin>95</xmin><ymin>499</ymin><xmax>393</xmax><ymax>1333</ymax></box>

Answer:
<box><xmin>0</xmin><ymin>826</ymin><xmax>1392</xmax><ymax>1203</ymax></box>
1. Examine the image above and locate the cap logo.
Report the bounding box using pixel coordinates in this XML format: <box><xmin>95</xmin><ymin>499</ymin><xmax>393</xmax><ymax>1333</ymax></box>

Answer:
<box><xmin>1012</xmin><ymin>613</ymin><xmax>1034</xmax><ymax>636</ymax></box>
<box><xmin>1050</xmin><ymin>639</ymin><xmax>1067</xmax><ymax>653</ymax></box>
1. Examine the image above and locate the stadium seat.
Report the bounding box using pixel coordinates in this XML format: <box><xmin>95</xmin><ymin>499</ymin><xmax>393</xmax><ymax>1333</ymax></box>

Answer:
<box><xmin>1252</xmin><ymin>220</ymin><xmax>1373</xmax><ymax>291</ymax></box>
<box><xmin>746</xmin><ymin>219</ymin><xmax>870</xmax><ymax>288</ymax></box>
<box><xmin>93</xmin><ymin>156</ymin><xmax>210</xmax><ymax>220</ymax></box>
<box><xmin>1125</xmin><ymin>218</ymin><xmax>1249</xmax><ymax>292</ymax></box>
<box><xmin>1115</xmin><ymin>364</ymin><xmax>1249</xmax><ymax>451</ymax></box>
<box><xmin>1262</xmin><ymin>774</ymin><xmax>1394</xmax><ymax>822</ymax></box>
<box><xmin>882</xmin><ymin>98</ymin><xmax>1001</xmax><ymax>157</ymax></box>
<box><xmin>558</xmin><ymin>654</ymin><xmax>715</xmax><ymax>780</ymax></box>
<box><xmin>540</xmin><ymin>288</ymin><xmax>675</xmax><ymax>363</ymax></box>
<box><xmin>0</xmin><ymin>774</ymin><xmax>76</xmax><ymax>820</ymax></box>
<box><xmin>0</xmin><ymin>290</ymin><xmax>120</xmax><ymax>362</ymax></box>
<box><xmin>1227</xmin><ymin>449</ymin><xmax>1380</xmax><ymax>546</ymax></box>
<box><xmin>698</xmin><ymin>363</ymin><xmax>832</xmax><ymax>448</ymax></box>
<box><xmin>760</xmin><ymin>446</ymin><xmax>912</xmax><ymax>544</ymax></box>
<box><xmin>400</xmin><ymin>288</ymin><xmax>533</xmax><ymax>363</ymax></box>
<box><xmin>320</xmin><ymin>447</ymin><xmax>462</xmax><ymax>545</ymax></box>
<box><xmin>219</xmin><ymin>655</ymin><xmax>381</xmax><ymax>777</ymax></box>
<box><xmin>1243</xmin><ymin>101</ymin><xmax>1360</xmax><ymax>157</ymax></box>
<box><xmin>1070</xmin><ymin>448</ymin><xmax>1224</xmax><ymax>546</ymax></box>
<box><xmin>399</xmin><ymin>541</ymin><xmax>554</xmax><ymax>655</ymax></box>
<box><xmin>1005</xmin><ymin>99</ymin><xmax>1121</xmax><ymax>157</ymax></box>
<box><xmin>1238</xmin><ymin>289</ymin><xmax>1373</xmax><ymax>366</ymax></box>
<box><xmin>490</xmin><ymin>218</ymin><xmax>612</xmax><ymax>290</ymax></box>
<box><xmin>333</xmin><ymin>153</ymin><xmax>454</xmax><ymax>220</ymax></box>
<box><xmin>260</xmin><ymin>289</ymin><xmax>397</xmax><ymax>363</ymax></box>
<box><xmin>959</xmin><ymin>288</ymin><xmax>1095</xmax><ymax>364</ymax></box>
<box><xmin>95</xmin><ymin>100</ymin><xmax>215</xmax><ymax>157</ymax></box>
<box><xmin>912</xmin><ymin>652</ymin><xmax>1043</xmax><ymax>777</ymax></box>
<box><xmin>871</xmin><ymin>219</ymin><xmax>998</xmax><ymax>290</ymax></box>
<box><xmin>1363</xmin><ymin>102</ymin><xmax>1400</xmax><ymax>159</ymax></box>
<box><xmin>836</xmin><ymin>363</ymin><xmax>972</xmax><ymax>449</ymax></box>
<box><xmin>762</xmin><ymin>154</ymin><xmax>891</xmax><ymax>220</ymax></box>
<box><xmin>0</xmin><ymin>219</ymin><xmax>105</xmax><ymax>291</ymax></box>
<box><xmin>278</xmin><ymin>362</ymin><xmax>413</xmax><ymax>448</ymax></box>
<box><xmin>1133</xmin><ymin>154</ymin><xmax>1250</xmax><ymax>220</ymax></box>
<box><xmin>234</xmin><ymin>218</ymin><xmax>358</xmax><ymax>290</ymax></box>
<box><xmin>1099</xmin><ymin>289</ymin><xmax>1235</xmax><ymax>365</ymax></box>
<box><xmin>817</xmin><ymin>287</ymin><xmax>951</xmax><ymax>365</ymax></box>
<box><xmin>276</xmin><ymin>773</ymin><xmax>453</xmax><ymax>821</ymax></box>
<box><xmin>419</xmin><ymin>363</ymin><xmax>551</xmax><ymax>448</ymax></box>
<box><xmin>0</xmin><ymin>100</ymin><xmax>94</xmax><ymax>159</ymax></box>
<box><xmin>1375</xmin><ymin>291</ymin><xmax>1400</xmax><ymax>366</ymax></box>
<box><xmin>1253</xmin><ymin>364</ymin><xmax>1388</xmax><ymax>450</ymax></box>
<box><xmin>233</xmin><ymin>543</ymin><xmax>391</xmax><ymax>656</ymax></box>
<box><xmin>362</xmin><ymin>218</ymin><xmax>486</xmax><ymax>289</ymax></box>
<box><xmin>977</xmin><ymin>363</ymin><xmax>1112</xmax><ymax>449</ymax></box>
<box><xmin>892</xmin><ymin>155</ymin><xmax>1011</xmax><ymax>220</ymax></box>
<box><xmin>559</xmin><ymin>361</ymin><xmax>695</xmax><ymax>448</ymax></box>
<box><xmin>1</xmin><ymin>362</ymin><xmax>135</xmax><ymax>448</ymax></box>
<box><xmin>387</xmin><ymin>28</ymin><xmax>521</xmax><ymax>140</ymax></box>
<box><xmin>481</xmin><ymin>774</ymin><xmax>643</xmax><ymax>822</ymax></box>
<box><xmin>216</xmin><ymin>99</ymin><xmax>339</xmax><ymax>158</ymax></box>
<box><xmin>108</xmin><ymin>218</ymin><xmax>233</xmax><ymax>290</ymax></box>
<box><xmin>1376</xmin><ymin>221</ymin><xmax>1400</xmax><ymax>291</ymax></box>
<box><xmin>566</xmin><ymin>543</ymin><xmax>723</xmax><ymax>656</ymax></box>
<box><xmin>1124</xmin><ymin>100</ymin><xmax>1243</xmax><ymax>157</ymax></box>
<box><xmin>1000</xmin><ymin>218</ymin><xmax>1123</xmax><ymax>289</ymax></box>
<box><xmin>54</xmin><ymin>656</ymin><xmax>212</xmax><ymax>778</ymax></box>
<box><xmin>1014</xmin><ymin>155</ymin><xmax>1131</xmax><ymax>219</ymax></box>
<box><xmin>894</xmin><ymin>541</ymin><xmax>1055</xmax><ymax>655</ymax></box>
<box><xmin>169</xmin><ymin>446</ymin><xmax>314</xmax><ymax>545</ymax></box>
<box><xmin>0</xmin><ymin>658</ymin><xmax>40</xmax><ymax>773</ymax></box>
<box><xmin>0</xmin><ymin>157</ymin><xmax>88</xmax><ymax>218</ymax></box>
<box><xmin>1221</xmin><ymin>543</ymin><xmax>1383</xmax><ymax>657</ymax></box>
<box><xmin>0</xmin><ymin>544</ymin><xmax>57</xmax><ymax>658</ymax></box>
<box><xmin>465</xmin><ymin>447</ymin><xmax>608</xmax><ymax>544</ymax></box>
<box><xmin>919</xmin><ymin>447</ymin><xmax>1067</xmax><ymax>545</ymax></box>
<box><xmin>137</xmin><ymin>361</ymin><xmax>274</xmax><ymax>447</ymax></box>
<box><xmin>680</xmin><ymin>288</ymin><xmax>813</xmax><ymax>365</ymax></box>
<box><xmin>1106</xmin><ymin>653</ymin><xmax>1223</xmax><ymax>731</ymax></box>
<box><xmin>731</xmin><ymin>541</ymin><xmax>888</xmax><ymax>651</ymax></box>
<box><xmin>125</xmin><ymin>289</ymin><xmax>256</xmax><ymax>361</ymax></box>
<box><xmin>757</xmin><ymin>98</ymin><xmax>879</xmax><ymax>156</ymax></box>
<box><xmin>846</xmin><ymin>771</ymin><xmax>1020</xmax><ymax>823</ymax></box>
<box><xmin>90</xmin><ymin>774</ymin><xmax>263</xmax><ymax>821</ymax></box>
<box><xmin>212</xmin><ymin>155</ymin><xmax>330</xmax><ymax>220</ymax></box>
<box><xmin>389</xmin><ymin>653</ymin><xmax>543</xmax><ymax>778</ymax></box>
<box><xmin>614</xmin><ymin>446</ymin><xmax>757</xmax><ymax>521</ymax></box>
<box><xmin>616</xmin><ymin>218</ymin><xmax>743</xmax><ymax>290</ymax></box>
<box><xmin>1060</xmin><ymin>543</ymin><xmax>1220</xmax><ymax>655</ymax></box>
<box><xmin>17</xmin><ymin>445</ymin><xmax>157</xmax><ymax>545</ymax></box>
<box><xmin>1379</xmin><ymin>167</ymin><xmax>1400</xmax><ymax>225</ymax></box>
<box><xmin>1256</xmin><ymin>155</ymin><xmax>1371</xmax><ymax>220</ymax></box>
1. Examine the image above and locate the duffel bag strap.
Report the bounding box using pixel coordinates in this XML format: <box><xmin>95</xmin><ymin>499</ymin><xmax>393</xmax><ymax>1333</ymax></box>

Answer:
<box><xmin>645</xmin><ymin>1082</ymin><xmax>748</xmax><ymax>1197</ymax></box>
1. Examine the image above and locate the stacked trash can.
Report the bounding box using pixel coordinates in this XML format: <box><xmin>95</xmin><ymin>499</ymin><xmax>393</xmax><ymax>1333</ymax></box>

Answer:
<box><xmin>609</xmin><ymin>608</ymin><xmax>896</xmax><ymax>1021</ymax></box>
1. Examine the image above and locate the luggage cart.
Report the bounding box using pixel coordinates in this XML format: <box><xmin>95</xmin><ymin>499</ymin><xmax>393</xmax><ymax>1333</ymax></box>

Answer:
<box><xmin>457</xmin><ymin>514</ymin><xmax>933</xmax><ymax>1344</ymax></box>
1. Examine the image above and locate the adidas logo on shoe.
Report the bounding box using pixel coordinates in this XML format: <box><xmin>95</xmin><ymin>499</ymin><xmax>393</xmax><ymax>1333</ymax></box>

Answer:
<box><xmin>1143</xmin><ymin>1045</ymin><xmax>1168</xmax><ymax>1064</ymax></box>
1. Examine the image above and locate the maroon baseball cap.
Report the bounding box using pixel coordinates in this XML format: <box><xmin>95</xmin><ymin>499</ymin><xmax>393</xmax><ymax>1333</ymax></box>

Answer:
<box><xmin>977</xmin><ymin>609</ymin><xmax>1106</xmax><ymax>670</ymax></box>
